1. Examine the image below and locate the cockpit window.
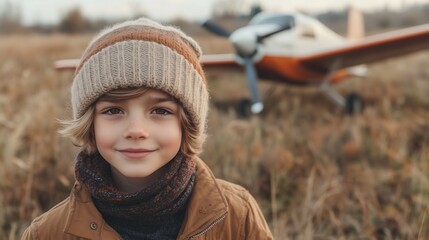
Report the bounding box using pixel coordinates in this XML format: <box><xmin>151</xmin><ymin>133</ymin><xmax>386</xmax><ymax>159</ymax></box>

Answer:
<box><xmin>250</xmin><ymin>15</ymin><xmax>294</xmax><ymax>27</ymax></box>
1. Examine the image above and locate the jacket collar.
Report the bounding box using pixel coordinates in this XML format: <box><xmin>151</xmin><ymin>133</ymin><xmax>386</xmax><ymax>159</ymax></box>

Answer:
<box><xmin>63</xmin><ymin>183</ymin><xmax>121</xmax><ymax>240</ymax></box>
<box><xmin>177</xmin><ymin>157</ymin><xmax>228</xmax><ymax>239</ymax></box>
<box><xmin>63</xmin><ymin>157</ymin><xmax>227</xmax><ymax>240</ymax></box>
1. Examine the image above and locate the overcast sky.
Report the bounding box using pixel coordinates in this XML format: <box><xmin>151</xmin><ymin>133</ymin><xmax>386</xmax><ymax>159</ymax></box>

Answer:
<box><xmin>2</xmin><ymin>0</ymin><xmax>429</xmax><ymax>26</ymax></box>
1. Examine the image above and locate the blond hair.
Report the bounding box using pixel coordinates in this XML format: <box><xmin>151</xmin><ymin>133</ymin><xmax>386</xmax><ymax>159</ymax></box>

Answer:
<box><xmin>59</xmin><ymin>87</ymin><xmax>204</xmax><ymax>159</ymax></box>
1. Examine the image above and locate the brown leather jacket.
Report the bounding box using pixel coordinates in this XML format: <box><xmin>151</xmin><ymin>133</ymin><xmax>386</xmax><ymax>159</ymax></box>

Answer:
<box><xmin>21</xmin><ymin>157</ymin><xmax>273</xmax><ymax>239</ymax></box>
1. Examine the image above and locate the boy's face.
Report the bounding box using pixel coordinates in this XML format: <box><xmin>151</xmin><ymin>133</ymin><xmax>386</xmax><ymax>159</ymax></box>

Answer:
<box><xmin>94</xmin><ymin>89</ymin><xmax>182</xmax><ymax>191</ymax></box>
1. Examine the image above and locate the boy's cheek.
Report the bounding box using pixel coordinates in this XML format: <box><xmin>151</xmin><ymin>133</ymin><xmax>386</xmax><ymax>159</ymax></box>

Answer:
<box><xmin>94</xmin><ymin>121</ymin><xmax>118</xmax><ymax>145</ymax></box>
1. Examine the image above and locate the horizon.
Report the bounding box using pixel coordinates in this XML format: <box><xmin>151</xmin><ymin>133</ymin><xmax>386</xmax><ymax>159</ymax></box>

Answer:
<box><xmin>1</xmin><ymin>0</ymin><xmax>429</xmax><ymax>26</ymax></box>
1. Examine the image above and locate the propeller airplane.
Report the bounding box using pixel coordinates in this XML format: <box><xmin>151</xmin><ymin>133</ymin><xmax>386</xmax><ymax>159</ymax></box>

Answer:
<box><xmin>54</xmin><ymin>7</ymin><xmax>429</xmax><ymax>115</ymax></box>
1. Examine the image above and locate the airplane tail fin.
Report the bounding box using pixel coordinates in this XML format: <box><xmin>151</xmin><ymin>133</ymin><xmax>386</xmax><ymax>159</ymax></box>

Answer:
<box><xmin>347</xmin><ymin>5</ymin><xmax>365</xmax><ymax>41</ymax></box>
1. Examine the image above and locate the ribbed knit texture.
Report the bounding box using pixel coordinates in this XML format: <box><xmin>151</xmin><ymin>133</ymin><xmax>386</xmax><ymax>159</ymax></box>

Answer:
<box><xmin>74</xmin><ymin>151</ymin><xmax>196</xmax><ymax>239</ymax></box>
<box><xmin>71</xmin><ymin>18</ymin><xmax>209</xmax><ymax>144</ymax></box>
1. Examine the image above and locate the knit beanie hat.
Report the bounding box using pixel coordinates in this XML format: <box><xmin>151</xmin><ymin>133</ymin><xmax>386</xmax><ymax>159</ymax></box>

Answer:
<box><xmin>71</xmin><ymin>18</ymin><xmax>209</xmax><ymax>142</ymax></box>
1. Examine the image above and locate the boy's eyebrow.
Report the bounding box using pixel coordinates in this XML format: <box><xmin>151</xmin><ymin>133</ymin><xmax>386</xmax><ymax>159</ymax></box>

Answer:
<box><xmin>95</xmin><ymin>93</ymin><xmax>178</xmax><ymax>105</ymax></box>
<box><xmin>97</xmin><ymin>97</ymin><xmax>177</xmax><ymax>104</ymax></box>
<box><xmin>149</xmin><ymin>96</ymin><xmax>177</xmax><ymax>104</ymax></box>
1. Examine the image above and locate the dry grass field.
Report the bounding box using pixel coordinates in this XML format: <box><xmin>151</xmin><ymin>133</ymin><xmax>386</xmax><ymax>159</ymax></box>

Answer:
<box><xmin>1</xmin><ymin>32</ymin><xmax>429</xmax><ymax>239</ymax></box>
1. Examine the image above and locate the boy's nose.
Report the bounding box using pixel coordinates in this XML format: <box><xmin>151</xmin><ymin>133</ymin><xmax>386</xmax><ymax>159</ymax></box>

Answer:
<box><xmin>123</xmin><ymin>116</ymin><xmax>150</xmax><ymax>140</ymax></box>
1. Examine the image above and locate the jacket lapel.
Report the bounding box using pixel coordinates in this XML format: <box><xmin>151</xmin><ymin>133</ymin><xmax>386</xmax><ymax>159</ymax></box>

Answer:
<box><xmin>178</xmin><ymin>157</ymin><xmax>228</xmax><ymax>239</ymax></box>
<box><xmin>63</xmin><ymin>183</ymin><xmax>121</xmax><ymax>240</ymax></box>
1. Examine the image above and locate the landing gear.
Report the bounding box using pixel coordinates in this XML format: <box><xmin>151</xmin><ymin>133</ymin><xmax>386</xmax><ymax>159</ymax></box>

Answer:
<box><xmin>236</xmin><ymin>98</ymin><xmax>252</xmax><ymax>118</ymax></box>
<box><xmin>345</xmin><ymin>92</ymin><xmax>364</xmax><ymax>115</ymax></box>
<box><xmin>319</xmin><ymin>60</ymin><xmax>364</xmax><ymax>114</ymax></box>
<box><xmin>321</xmin><ymin>82</ymin><xmax>364</xmax><ymax>115</ymax></box>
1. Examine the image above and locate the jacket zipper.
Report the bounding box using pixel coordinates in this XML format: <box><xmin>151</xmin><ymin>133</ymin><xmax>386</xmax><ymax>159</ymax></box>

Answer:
<box><xmin>188</xmin><ymin>213</ymin><xmax>227</xmax><ymax>239</ymax></box>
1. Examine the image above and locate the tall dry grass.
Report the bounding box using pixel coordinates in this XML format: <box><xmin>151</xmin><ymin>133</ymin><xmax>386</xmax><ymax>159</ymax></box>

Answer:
<box><xmin>0</xmin><ymin>33</ymin><xmax>428</xmax><ymax>239</ymax></box>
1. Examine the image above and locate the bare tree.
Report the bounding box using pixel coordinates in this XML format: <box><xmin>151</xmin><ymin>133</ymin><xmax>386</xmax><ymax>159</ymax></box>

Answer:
<box><xmin>59</xmin><ymin>7</ymin><xmax>89</xmax><ymax>33</ymax></box>
<box><xmin>0</xmin><ymin>1</ymin><xmax>23</xmax><ymax>34</ymax></box>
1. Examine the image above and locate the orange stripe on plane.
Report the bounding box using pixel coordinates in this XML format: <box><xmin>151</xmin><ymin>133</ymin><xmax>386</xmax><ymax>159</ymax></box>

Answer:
<box><xmin>256</xmin><ymin>55</ymin><xmax>349</xmax><ymax>84</ymax></box>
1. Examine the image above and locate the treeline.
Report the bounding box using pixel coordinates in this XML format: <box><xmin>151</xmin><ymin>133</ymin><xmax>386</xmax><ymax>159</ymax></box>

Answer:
<box><xmin>1</xmin><ymin>2</ymin><xmax>429</xmax><ymax>35</ymax></box>
<box><xmin>0</xmin><ymin>3</ymin><xmax>249</xmax><ymax>36</ymax></box>
<box><xmin>317</xmin><ymin>4</ymin><xmax>429</xmax><ymax>35</ymax></box>
<box><xmin>0</xmin><ymin>3</ymin><xmax>149</xmax><ymax>34</ymax></box>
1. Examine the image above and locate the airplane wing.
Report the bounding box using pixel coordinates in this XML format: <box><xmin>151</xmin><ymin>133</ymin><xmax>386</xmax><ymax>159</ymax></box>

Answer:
<box><xmin>55</xmin><ymin>54</ymin><xmax>240</xmax><ymax>71</ymax></box>
<box><xmin>200</xmin><ymin>53</ymin><xmax>240</xmax><ymax>68</ymax></box>
<box><xmin>299</xmin><ymin>23</ymin><xmax>429</xmax><ymax>72</ymax></box>
<box><xmin>54</xmin><ymin>59</ymin><xmax>80</xmax><ymax>71</ymax></box>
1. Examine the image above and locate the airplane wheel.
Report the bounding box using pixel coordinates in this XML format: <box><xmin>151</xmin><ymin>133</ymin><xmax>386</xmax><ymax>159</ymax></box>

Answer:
<box><xmin>345</xmin><ymin>92</ymin><xmax>364</xmax><ymax>115</ymax></box>
<box><xmin>236</xmin><ymin>99</ymin><xmax>252</xmax><ymax>118</ymax></box>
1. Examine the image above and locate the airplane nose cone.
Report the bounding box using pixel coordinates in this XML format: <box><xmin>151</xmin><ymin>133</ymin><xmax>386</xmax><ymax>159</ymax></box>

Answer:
<box><xmin>230</xmin><ymin>28</ymin><xmax>258</xmax><ymax>57</ymax></box>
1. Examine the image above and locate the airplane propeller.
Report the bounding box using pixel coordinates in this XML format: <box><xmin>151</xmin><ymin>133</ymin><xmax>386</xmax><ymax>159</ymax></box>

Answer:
<box><xmin>242</xmin><ymin>56</ymin><xmax>263</xmax><ymax>114</ymax></box>
<box><xmin>201</xmin><ymin>21</ymin><xmax>232</xmax><ymax>38</ymax></box>
<box><xmin>202</xmin><ymin>16</ymin><xmax>294</xmax><ymax>115</ymax></box>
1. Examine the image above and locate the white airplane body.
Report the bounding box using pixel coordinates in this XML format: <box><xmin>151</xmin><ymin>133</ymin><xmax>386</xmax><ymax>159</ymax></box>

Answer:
<box><xmin>254</xmin><ymin>12</ymin><xmax>347</xmax><ymax>57</ymax></box>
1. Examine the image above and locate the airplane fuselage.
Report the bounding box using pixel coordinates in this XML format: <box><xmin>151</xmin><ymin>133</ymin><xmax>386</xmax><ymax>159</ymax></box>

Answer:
<box><xmin>232</xmin><ymin>12</ymin><xmax>359</xmax><ymax>84</ymax></box>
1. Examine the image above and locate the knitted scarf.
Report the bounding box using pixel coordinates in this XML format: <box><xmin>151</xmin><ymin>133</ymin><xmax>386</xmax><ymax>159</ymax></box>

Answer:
<box><xmin>75</xmin><ymin>151</ymin><xmax>196</xmax><ymax>239</ymax></box>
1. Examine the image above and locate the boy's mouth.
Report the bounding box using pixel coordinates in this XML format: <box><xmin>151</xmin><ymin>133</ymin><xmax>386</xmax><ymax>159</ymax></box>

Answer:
<box><xmin>118</xmin><ymin>148</ymin><xmax>155</xmax><ymax>159</ymax></box>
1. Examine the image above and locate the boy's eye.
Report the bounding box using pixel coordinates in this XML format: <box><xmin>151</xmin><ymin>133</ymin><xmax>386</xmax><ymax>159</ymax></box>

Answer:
<box><xmin>102</xmin><ymin>108</ymin><xmax>122</xmax><ymax>115</ymax></box>
<box><xmin>152</xmin><ymin>108</ymin><xmax>171</xmax><ymax>115</ymax></box>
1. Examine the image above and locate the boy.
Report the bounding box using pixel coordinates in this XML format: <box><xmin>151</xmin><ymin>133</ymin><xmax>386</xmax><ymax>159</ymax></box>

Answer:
<box><xmin>22</xmin><ymin>18</ymin><xmax>273</xmax><ymax>239</ymax></box>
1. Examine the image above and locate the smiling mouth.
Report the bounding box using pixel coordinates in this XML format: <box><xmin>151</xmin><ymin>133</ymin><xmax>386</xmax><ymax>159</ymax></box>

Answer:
<box><xmin>118</xmin><ymin>149</ymin><xmax>155</xmax><ymax>159</ymax></box>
